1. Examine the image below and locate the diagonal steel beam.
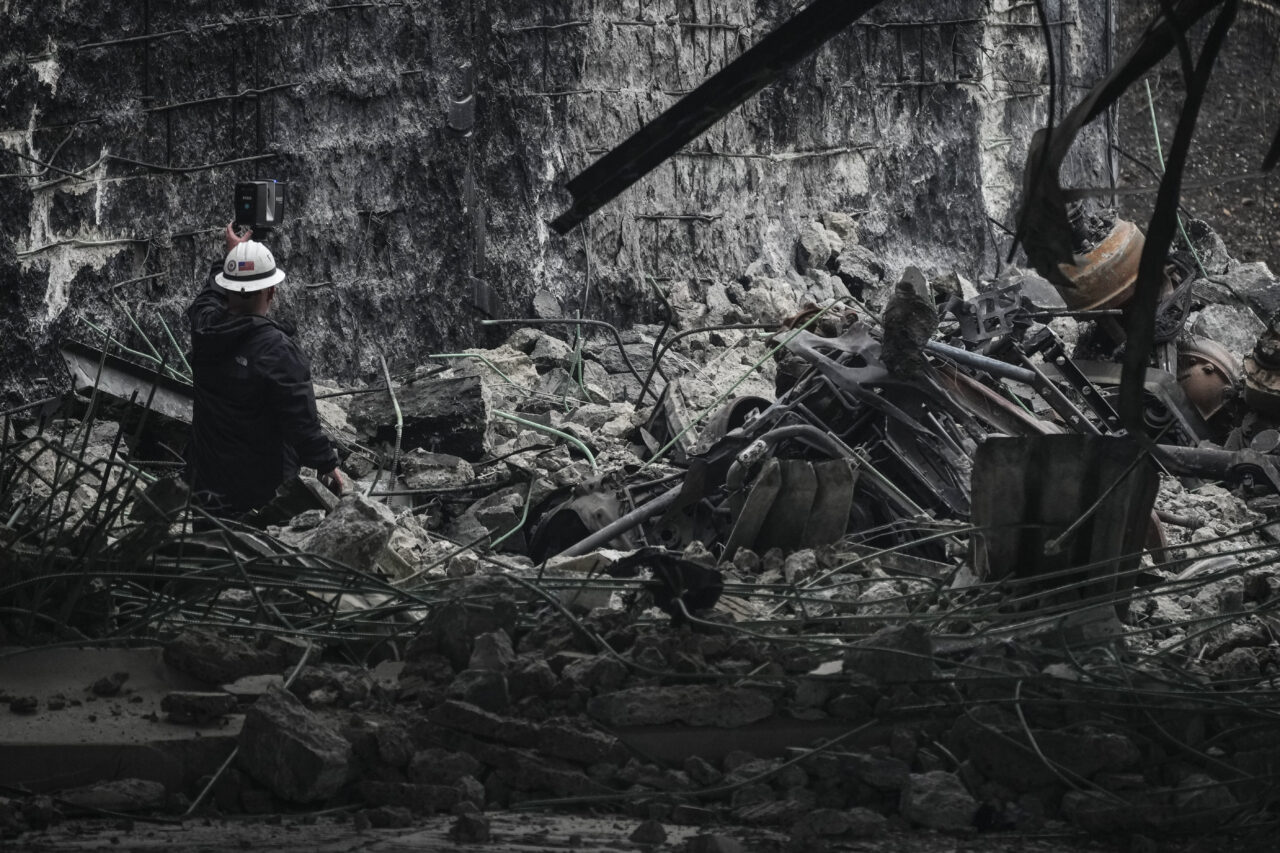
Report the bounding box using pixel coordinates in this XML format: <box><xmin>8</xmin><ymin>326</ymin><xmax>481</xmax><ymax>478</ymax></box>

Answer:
<box><xmin>551</xmin><ymin>0</ymin><xmax>886</xmax><ymax>234</ymax></box>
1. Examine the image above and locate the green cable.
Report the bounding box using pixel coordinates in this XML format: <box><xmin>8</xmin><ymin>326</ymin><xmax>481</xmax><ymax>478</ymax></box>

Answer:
<box><xmin>154</xmin><ymin>310</ymin><xmax>193</xmax><ymax>377</ymax></box>
<box><xmin>493</xmin><ymin>410</ymin><xmax>598</xmax><ymax>473</ymax></box>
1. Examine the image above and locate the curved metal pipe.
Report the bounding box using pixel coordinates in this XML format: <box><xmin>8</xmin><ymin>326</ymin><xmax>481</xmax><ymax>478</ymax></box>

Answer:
<box><xmin>555</xmin><ymin>484</ymin><xmax>683</xmax><ymax>559</ymax></box>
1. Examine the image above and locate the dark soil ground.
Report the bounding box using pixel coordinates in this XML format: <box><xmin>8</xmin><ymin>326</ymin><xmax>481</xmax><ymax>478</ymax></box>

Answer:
<box><xmin>1116</xmin><ymin>1</ymin><xmax>1280</xmax><ymax>273</ymax></box>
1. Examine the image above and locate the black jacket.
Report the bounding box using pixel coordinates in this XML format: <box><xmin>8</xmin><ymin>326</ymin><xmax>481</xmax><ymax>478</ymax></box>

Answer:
<box><xmin>185</xmin><ymin>263</ymin><xmax>337</xmax><ymax>513</ymax></box>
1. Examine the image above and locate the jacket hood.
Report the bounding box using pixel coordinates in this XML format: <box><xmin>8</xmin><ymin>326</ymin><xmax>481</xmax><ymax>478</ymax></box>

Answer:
<box><xmin>190</xmin><ymin>297</ymin><xmax>297</xmax><ymax>357</ymax></box>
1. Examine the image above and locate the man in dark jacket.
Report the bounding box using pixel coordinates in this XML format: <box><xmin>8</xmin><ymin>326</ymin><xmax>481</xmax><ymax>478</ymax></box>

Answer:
<box><xmin>186</xmin><ymin>223</ymin><xmax>346</xmax><ymax>515</ymax></box>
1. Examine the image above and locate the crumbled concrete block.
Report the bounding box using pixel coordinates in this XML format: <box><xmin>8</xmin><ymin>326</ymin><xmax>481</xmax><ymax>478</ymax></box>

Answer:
<box><xmin>455</xmin><ymin>775</ymin><xmax>486</xmax><ymax>809</ymax></box>
<box><xmin>790</xmin><ymin>808</ymin><xmax>851</xmax><ymax>838</ymax></box>
<box><xmin>359</xmin><ymin>781</ymin><xmax>461</xmax><ymax>813</ymax></box>
<box><xmin>629</xmin><ymin>819</ymin><xmax>667</xmax><ymax>845</ymax></box>
<box><xmin>844</xmin><ymin>623</ymin><xmax>934</xmax><ymax>683</ymax></box>
<box><xmin>561</xmin><ymin>655</ymin><xmax>629</xmax><ymax>692</ymax></box>
<box><xmin>161</xmin><ymin>691</ymin><xmax>236</xmax><ymax>724</ymax></box>
<box><xmin>840</xmin><ymin>752</ymin><xmax>910</xmax><ymax>791</ymax></box>
<box><xmin>57</xmin><ymin>779</ymin><xmax>167</xmax><ymax>813</ymax></box>
<box><xmin>795</xmin><ymin>222</ymin><xmax>842</xmax><ymax>273</ymax></box>
<box><xmin>165</xmin><ymin>630</ymin><xmax>285</xmax><ymax>685</ymax></box>
<box><xmin>447</xmin><ymin>669</ymin><xmax>511</xmax><ymax>713</ymax></box>
<box><xmin>537</xmin><ymin>722</ymin><xmax>626</xmax><ymax>765</ymax></box>
<box><xmin>734</xmin><ymin>799</ymin><xmax>807</xmax><ymax>826</ymax></box>
<box><xmin>90</xmin><ymin>671</ymin><xmax>129</xmax><ymax>697</ymax></box>
<box><xmin>428</xmin><ymin>700</ymin><xmax>539</xmax><ymax>746</ymax></box>
<box><xmin>508</xmin><ymin>658</ymin><xmax>557</xmax><ymax>700</ymax></box>
<box><xmin>844</xmin><ymin>807</ymin><xmax>888</xmax><ymax>838</ymax></box>
<box><xmin>296</xmin><ymin>494</ymin><xmax>396</xmax><ymax>573</ymax></box>
<box><xmin>588</xmin><ymin>686</ymin><xmax>774</xmax><ymax>727</ymax></box>
<box><xmin>899</xmin><ymin>771</ymin><xmax>978</xmax><ymax>831</ymax></box>
<box><xmin>449</xmin><ymin>812</ymin><xmax>492</xmax><ymax>843</ymax></box>
<box><xmin>362</xmin><ymin>805</ymin><xmax>413</xmax><ymax>828</ymax></box>
<box><xmin>672</xmin><ymin>804</ymin><xmax>717</xmax><ymax>825</ymax></box>
<box><xmin>409</xmin><ymin>748</ymin><xmax>484</xmax><ymax>785</ymax></box>
<box><xmin>686</xmin><ymin>833</ymin><xmax>747</xmax><ymax>853</ymax></box>
<box><xmin>238</xmin><ymin>687</ymin><xmax>351</xmax><ymax>803</ymax></box>
<box><xmin>468</xmin><ymin>631</ymin><xmax>516</xmax><ymax>673</ymax></box>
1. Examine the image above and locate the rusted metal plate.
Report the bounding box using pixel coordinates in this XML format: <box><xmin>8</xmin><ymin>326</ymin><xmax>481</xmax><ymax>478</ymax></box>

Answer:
<box><xmin>971</xmin><ymin>435</ymin><xmax>1160</xmax><ymax>614</ymax></box>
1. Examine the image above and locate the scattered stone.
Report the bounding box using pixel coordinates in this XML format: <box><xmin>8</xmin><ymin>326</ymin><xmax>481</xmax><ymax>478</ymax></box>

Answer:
<box><xmin>237</xmin><ymin>687</ymin><xmax>351</xmax><ymax>803</ymax></box>
<box><xmin>91</xmin><ymin>672</ymin><xmax>129</xmax><ymax>697</ymax></box>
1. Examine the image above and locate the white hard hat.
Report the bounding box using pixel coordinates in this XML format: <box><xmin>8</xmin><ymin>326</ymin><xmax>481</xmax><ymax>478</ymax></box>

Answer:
<box><xmin>215</xmin><ymin>240</ymin><xmax>286</xmax><ymax>292</ymax></box>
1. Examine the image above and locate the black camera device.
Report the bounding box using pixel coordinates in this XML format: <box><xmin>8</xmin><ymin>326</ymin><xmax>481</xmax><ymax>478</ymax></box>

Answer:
<box><xmin>234</xmin><ymin>181</ymin><xmax>286</xmax><ymax>232</ymax></box>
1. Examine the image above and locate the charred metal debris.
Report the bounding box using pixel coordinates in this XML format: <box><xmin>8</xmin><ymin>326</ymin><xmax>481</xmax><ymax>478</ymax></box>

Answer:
<box><xmin>9</xmin><ymin>0</ymin><xmax>1280</xmax><ymax>844</ymax></box>
<box><xmin>7</xmin><ymin>209</ymin><xmax>1280</xmax><ymax>841</ymax></box>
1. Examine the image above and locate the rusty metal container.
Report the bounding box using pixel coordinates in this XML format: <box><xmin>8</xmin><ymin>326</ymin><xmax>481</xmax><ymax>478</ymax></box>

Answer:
<box><xmin>1056</xmin><ymin>219</ymin><xmax>1144</xmax><ymax>311</ymax></box>
<box><xmin>1177</xmin><ymin>337</ymin><xmax>1240</xmax><ymax>421</ymax></box>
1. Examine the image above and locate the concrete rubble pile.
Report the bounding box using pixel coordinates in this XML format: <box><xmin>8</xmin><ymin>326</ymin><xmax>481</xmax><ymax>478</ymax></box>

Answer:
<box><xmin>8</xmin><ymin>213</ymin><xmax>1280</xmax><ymax>848</ymax></box>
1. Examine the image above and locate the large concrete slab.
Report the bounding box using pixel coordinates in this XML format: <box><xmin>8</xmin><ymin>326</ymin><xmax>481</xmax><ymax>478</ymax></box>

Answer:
<box><xmin>0</xmin><ymin>646</ymin><xmax>241</xmax><ymax>793</ymax></box>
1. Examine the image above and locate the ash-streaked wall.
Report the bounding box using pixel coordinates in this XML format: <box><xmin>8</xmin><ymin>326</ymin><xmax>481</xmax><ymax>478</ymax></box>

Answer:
<box><xmin>0</xmin><ymin>0</ymin><xmax>1110</xmax><ymax>396</ymax></box>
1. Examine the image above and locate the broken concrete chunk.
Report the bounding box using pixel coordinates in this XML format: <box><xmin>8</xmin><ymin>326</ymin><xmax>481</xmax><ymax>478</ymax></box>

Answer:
<box><xmin>532</xmin><ymin>290</ymin><xmax>562</xmax><ymax>319</ymax></box>
<box><xmin>447</xmin><ymin>669</ymin><xmax>510</xmax><ymax>713</ymax></box>
<box><xmin>297</xmin><ymin>493</ymin><xmax>396</xmax><ymax>573</ymax></box>
<box><xmin>161</xmin><ymin>691</ymin><xmax>236</xmax><ymax>724</ymax></box>
<box><xmin>359</xmin><ymin>781</ymin><xmax>461</xmax><ymax>813</ymax></box>
<box><xmin>450</xmin><ymin>812</ymin><xmax>492</xmax><ymax>842</ymax></box>
<box><xmin>629</xmin><ymin>819</ymin><xmax>667</xmax><ymax>845</ymax></box>
<box><xmin>843</xmin><ymin>623</ymin><xmax>934</xmax><ymax>683</ymax></box>
<box><xmin>536</xmin><ymin>722</ymin><xmax>626</xmax><ymax>766</ymax></box>
<box><xmin>56</xmin><ymin>779</ymin><xmax>167</xmax><ymax>813</ymax></box>
<box><xmin>821</xmin><ymin>211</ymin><xmax>858</xmax><ymax>243</ymax></box>
<box><xmin>164</xmin><ymin>630</ymin><xmax>286</xmax><ymax>685</ymax></box>
<box><xmin>686</xmin><ymin>834</ymin><xmax>747</xmax><ymax>853</ymax></box>
<box><xmin>428</xmin><ymin>699</ymin><xmax>539</xmax><ymax>746</ymax></box>
<box><xmin>898</xmin><ymin>771</ymin><xmax>977</xmax><ymax>831</ymax></box>
<box><xmin>401</xmin><ymin>449</ymin><xmax>475</xmax><ymax>490</ymax></box>
<box><xmin>795</xmin><ymin>222</ymin><xmax>842</xmax><ymax>273</ymax></box>
<box><xmin>467</xmin><ymin>630</ymin><xmax>516</xmax><ymax>673</ymax></box>
<box><xmin>409</xmin><ymin>748</ymin><xmax>484</xmax><ymax>786</ymax></box>
<box><xmin>90</xmin><ymin>671</ymin><xmax>129</xmax><ymax>697</ymax></box>
<box><xmin>348</xmin><ymin>374</ymin><xmax>488</xmax><ymax>460</ymax></box>
<box><xmin>237</xmin><ymin>687</ymin><xmax>351</xmax><ymax>803</ymax></box>
<box><xmin>588</xmin><ymin>686</ymin><xmax>774</xmax><ymax>727</ymax></box>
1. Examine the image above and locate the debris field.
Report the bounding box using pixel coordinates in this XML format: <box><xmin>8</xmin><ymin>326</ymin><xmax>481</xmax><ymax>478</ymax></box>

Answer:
<box><xmin>6</xmin><ymin>204</ymin><xmax>1280</xmax><ymax>851</ymax></box>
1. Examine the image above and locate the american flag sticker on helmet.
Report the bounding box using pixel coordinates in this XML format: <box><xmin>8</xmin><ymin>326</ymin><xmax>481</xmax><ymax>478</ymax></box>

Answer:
<box><xmin>238</xmin><ymin>261</ymin><xmax>256</xmax><ymax>271</ymax></box>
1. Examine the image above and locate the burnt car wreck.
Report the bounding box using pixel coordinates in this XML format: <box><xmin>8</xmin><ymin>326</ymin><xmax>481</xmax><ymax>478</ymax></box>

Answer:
<box><xmin>4</xmin><ymin>0</ymin><xmax>1280</xmax><ymax>849</ymax></box>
